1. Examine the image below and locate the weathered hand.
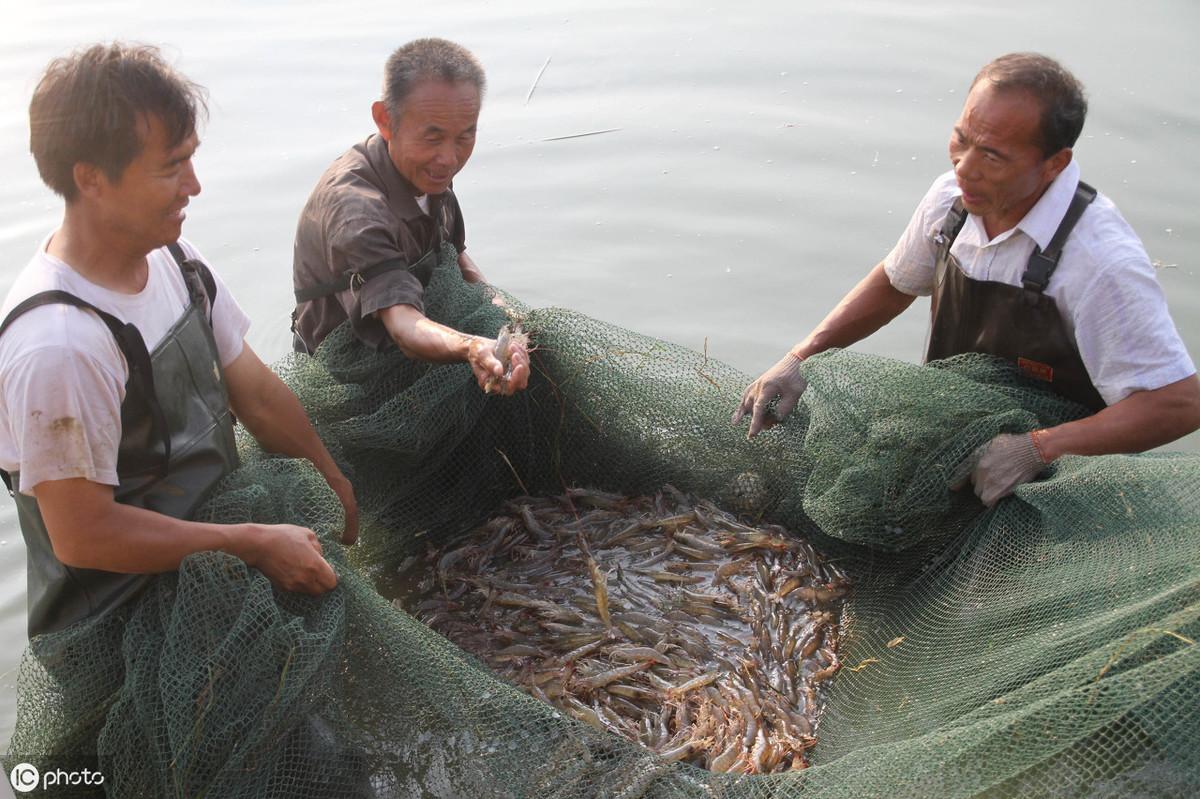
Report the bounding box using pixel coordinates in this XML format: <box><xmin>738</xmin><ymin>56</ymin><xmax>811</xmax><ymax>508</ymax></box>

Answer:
<box><xmin>466</xmin><ymin>336</ymin><xmax>506</xmax><ymax>392</ymax></box>
<box><xmin>326</xmin><ymin>472</ymin><xmax>359</xmax><ymax>545</ymax></box>
<box><xmin>498</xmin><ymin>338</ymin><xmax>530</xmax><ymax>395</ymax></box>
<box><xmin>969</xmin><ymin>432</ymin><xmax>1048</xmax><ymax>507</ymax></box>
<box><xmin>247</xmin><ymin>524</ymin><xmax>338</xmax><ymax>595</ymax></box>
<box><xmin>458</xmin><ymin>251</ymin><xmax>487</xmax><ymax>284</ymax></box>
<box><xmin>732</xmin><ymin>352</ymin><xmax>808</xmax><ymax>438</ymax></box>
<box><xmin>468</xmin><ymin>335</ymin><xmax>530</xmax><ymax>396</ymax></box>
<box><xmin>480</xmin><ymin>283</ymin><xmax>508</xmax><ymax>308</ymax></box>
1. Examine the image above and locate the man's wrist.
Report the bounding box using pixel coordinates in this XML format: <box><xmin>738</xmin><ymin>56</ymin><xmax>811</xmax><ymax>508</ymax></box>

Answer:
<box><xmin>219</xmin><ymin>523</ymin><xmax>260</xmax><ymax>566</ymax></box>
<box><xmin>1030</xmin><ymin>428</ymin><xmax>1053</xmax><ymax>463</ymax></box>
<box><xmin>462</xmin><ymin>333</ymin><xmax>489</xmax><ymax>362</ymax></box>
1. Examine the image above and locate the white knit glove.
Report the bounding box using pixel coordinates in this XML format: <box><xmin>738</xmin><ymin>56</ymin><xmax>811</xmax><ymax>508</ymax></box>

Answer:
<box><xmin>732</xmin><ymin>351</ymin><xmax>808</xmax><ymax>438</ymax></box>
<box><xmin>971</xmin><ymin>432</ymin><xmax>1049</xmax><ymax>507</ymax></box>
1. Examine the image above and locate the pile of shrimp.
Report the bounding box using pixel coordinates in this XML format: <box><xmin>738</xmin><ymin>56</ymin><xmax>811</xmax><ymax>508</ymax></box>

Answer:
<box><xmin>395</xmin><ymin>485</ymin><xmax>849</xmax><ymax>773</ymax></box>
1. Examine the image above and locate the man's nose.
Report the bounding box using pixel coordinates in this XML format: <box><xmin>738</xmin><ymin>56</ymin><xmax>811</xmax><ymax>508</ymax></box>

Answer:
<box><xmin>183</xmin><ymin>161</ymin><xmax>202</xmax><ymax>196</ymax></box>
<box><xmin>433</xmin><ymin>142</ymin><xmax>458</xmax><ymax>170</ymax></box>
<box><xmin>954</xmin><ymin>148</ymin><xmax>980</xmax><ymax>180</ymax></box>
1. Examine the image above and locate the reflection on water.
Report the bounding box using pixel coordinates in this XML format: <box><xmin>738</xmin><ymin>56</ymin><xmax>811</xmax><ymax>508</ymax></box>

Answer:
<box><xmin>1</xmin><ymin>0</ymin><xmax>1198</xmax><ymax>749</ymax></box>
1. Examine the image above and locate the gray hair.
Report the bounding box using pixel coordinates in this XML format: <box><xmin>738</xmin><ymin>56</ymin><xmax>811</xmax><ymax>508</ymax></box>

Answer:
<box><xmin>971</xmin><ymin>52</ymin><xmax>1087</xmax><ymax>157</ymax></box>
<box><xmin>383</xmin><ymin>38</ymin><xmax>486</xmax><ymax>122</ymax></box>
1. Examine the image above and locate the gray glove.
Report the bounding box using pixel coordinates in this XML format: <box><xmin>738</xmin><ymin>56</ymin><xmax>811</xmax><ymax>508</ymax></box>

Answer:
<box><xmin>971</xmin><ymin>432</ymin><xmax>1048</xmax><ymax>507</ymax></box>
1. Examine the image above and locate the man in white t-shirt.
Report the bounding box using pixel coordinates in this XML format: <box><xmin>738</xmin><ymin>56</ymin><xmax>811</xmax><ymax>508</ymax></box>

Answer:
<box><xmin>0</xmin><ymin>43</ymin><xmax>358</xmax><ymax>637</ymax></box>
<box><xmin>733</xmin><ymin>52</ymin><xmax>1200</xmax><ymax>506</ymax></box>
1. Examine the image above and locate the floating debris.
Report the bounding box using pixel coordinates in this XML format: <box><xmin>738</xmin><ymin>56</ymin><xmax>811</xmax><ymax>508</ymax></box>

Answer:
<box><xmin>525</xmin><ymin>56</ymin><xmax>552</xmax><ymax>105</ymax></box>
<box><xmin>542</xmin><ymin>128</ymin><xmax>623</xmax><ymax>142</ymax></box>
<box><xmin>394</xmin><ymin>485</ymin><xmax>850</xmax><ymax>773</ymax></box>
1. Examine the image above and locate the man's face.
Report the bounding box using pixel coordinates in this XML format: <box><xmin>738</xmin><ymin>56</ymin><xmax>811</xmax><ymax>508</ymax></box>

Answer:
<box><xmin>95</xmin><ymin>114</ymin><xmax>201</xmax><ymax>253</ymax></box>
<box><xmin>948</xmin><ymin>81</ymin><xmax>1068</xmax><ymax>236</ymax></box>
<box><xmin>377</xmin><ymin>79</ymin><xmax>480</xmax><ymax>196</ymax></box>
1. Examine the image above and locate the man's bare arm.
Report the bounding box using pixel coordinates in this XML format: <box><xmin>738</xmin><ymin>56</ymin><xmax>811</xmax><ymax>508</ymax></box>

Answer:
<box><xmin>734</xmin><ymin>261</ymin><xmax>915</xmax><ymax>436</ymax></box>
<box><xmin>223</xmin><ymin>344</ymin><xmax>359</xmax><ymax>544</ymax></box>
<box><xmin>458</xmin><ymin>250</ymin><xmax>486</xmax><ymax>283</ymax></box>
<box><xmin>36</xmin><ymin>478</ymin><xmax>337</xmax><ymax>594</ymax></box>
<box><xmin>967</xmin><ymin>375</ymin><xmax>1200</xmax><ymax>506</ymax></box>
<box><xmin>789</xmin><ymin>261</ymin><xmax>917</xmax><ymax>360</ymax></box>
<box><xmin>377</xmin><ymin>303</ymin><xmax>529</xmax><ymax>395</ymax></box>
<box><xmin>1038</xmin><ymin>374</ymin><xmax>1200</xmax><ymax>460</ymax></box>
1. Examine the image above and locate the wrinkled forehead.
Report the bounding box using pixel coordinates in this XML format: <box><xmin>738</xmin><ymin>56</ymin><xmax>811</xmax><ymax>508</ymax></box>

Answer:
<box><xmin>958</xmin><ymin>82</ymin><xmax>1043</xmax><ymax>130</ymax></box>
<box><xmin>396</xmin><ymin>79</ymin><xmax>481</xmax><ymax>125</ymax></box>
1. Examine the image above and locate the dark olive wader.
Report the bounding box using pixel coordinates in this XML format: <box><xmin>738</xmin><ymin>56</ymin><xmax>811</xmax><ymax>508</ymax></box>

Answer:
<box><xmin>926</xmin><ymin>181</ymin><xmax>1105</xmax><ymax>412</ymax></box>
<box><xmin>1</xmin><ymin>244</ymin><xmax>238</xmax><ymax>637</ymax></box>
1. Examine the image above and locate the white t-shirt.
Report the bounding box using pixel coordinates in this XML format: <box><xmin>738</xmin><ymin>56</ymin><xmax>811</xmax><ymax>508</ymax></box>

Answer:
<box><xmin>884</xmin><ymin>159</ymin><xmax>1195</xmax><ymax>405</ymax></box>
<box><xmin>0</xmin><ymin>236</ymin><xmax>251</xmax><ymax>494</ymax></box>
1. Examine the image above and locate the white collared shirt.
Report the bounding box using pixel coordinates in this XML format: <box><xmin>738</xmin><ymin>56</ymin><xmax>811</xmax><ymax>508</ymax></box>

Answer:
<box><xmin>884</xmin><ymin>159</ymin><xmax>1195</xmax><ymax>405</ymax></box>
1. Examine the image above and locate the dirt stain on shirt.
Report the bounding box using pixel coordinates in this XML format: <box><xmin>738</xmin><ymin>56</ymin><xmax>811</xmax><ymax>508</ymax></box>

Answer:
<box><xmin>49</xmin><ymin>416</ymin><xmax>80</xmax><ymax>434</ymax></box>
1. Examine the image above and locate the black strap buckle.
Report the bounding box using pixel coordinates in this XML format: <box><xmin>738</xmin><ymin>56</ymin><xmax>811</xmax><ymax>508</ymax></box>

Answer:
<box><xmin>1022</xmin><ymin>248</ymin><xmax>1058</xmax><ymax>293</ymax></box>
<box><xmin>1018</xmin><ymin>180</ymin><xmax>1097</xmax><ymax>297</ymax></box>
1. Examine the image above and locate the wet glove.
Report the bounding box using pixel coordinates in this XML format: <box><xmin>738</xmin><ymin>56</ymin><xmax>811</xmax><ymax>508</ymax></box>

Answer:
<box><xmin>971</xmin><ymin>431</ymin><xmax>1049</xmax><ymax>507</ymax></box>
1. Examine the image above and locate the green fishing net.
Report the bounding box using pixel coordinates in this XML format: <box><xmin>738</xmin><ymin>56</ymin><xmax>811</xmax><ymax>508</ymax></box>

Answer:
<box><xmin>5</xmin><ymin>244</ymin><xmax>1197</xmax><ymax>797</ymax></box>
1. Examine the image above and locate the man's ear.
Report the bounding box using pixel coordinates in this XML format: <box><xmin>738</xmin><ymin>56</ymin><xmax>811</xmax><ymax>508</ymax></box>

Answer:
<box><xmin>72</xmin><ymin>162</ymin><xmax>106</xmax><ymax>200</ymax></box>
<box><xmin>371</xmin><ymin>101</ymin><xmax>393</xmax><ymax>142</ymax></box>
<box><xmin>1045</xmin><ymin>147</ymin><xmax>1072</xmax><ymax>182</ymax></box>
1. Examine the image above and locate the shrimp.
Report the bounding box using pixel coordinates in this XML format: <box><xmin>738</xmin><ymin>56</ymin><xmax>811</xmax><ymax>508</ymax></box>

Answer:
<box><xmin>484</xmin><ymin>322</ymin><xmax>530</xmax><ymax>393</ymax></box>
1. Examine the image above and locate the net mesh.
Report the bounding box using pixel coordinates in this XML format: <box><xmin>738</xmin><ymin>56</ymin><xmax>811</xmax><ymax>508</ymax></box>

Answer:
<box><xmin>6</xmin><ymin>244</ymin><xmax>1198</xmax><ymax>797</ymax></box>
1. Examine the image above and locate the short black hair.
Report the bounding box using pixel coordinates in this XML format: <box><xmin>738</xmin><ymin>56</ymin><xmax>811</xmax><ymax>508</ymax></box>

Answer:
<box><xmin>29</xmin><ymin>42</ymin><xmax>208</xmax><ymax>200</ymax></box>
<box><xmin>971</xmin><ymin>53</ymin><xmax>1087</xmax><ymax>157</ymax></box>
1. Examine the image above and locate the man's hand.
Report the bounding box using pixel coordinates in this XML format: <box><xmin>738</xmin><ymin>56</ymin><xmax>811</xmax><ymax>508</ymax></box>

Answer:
<box><xmin>467</xmin><ymin>335</ymin><xmax>530</xmax><ymax>396</ymax></box>
<box><xmin>496</xmin><ymin>335</ymin><xmax>530</xmax><ymax>395</ymax></box>
<box><xmin>378</xmin><ymin>305</ymin><xmax>528</xmax><ymax>395</ymax></box>
<box><xmin>967</xmin><ymin>432</ymin><xmax>1048</xmax><ymax>507</ymax></box>
<box><xmin>326</xmin><ymin>471</ymin><xmax>359</xmax><ymax>545</ymax></box>
<box><xmin>732</xmin><ymin>352</ymin><xmax>808</xmax><ymax>438</ymax></box>
<box><xmin>241</xmin><ymin>523</ymin><xmax>339</xmax><ymax>595</ymax></box>
<box><xmin>37</xmin><ymin>478</ymin><xmax>339</xmax><ymax>595</ymax></box>
<box><xmin>458</xmin><ymin>251</ymin><xmax>487</xmax><ymax>284</ymax></box>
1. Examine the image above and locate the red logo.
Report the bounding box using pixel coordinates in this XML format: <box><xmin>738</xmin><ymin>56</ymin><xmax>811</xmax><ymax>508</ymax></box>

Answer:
<box><xmin>1017</xmin><ymin>357</ymin><xmax>1054</xmax><ymax>383</ymax></box>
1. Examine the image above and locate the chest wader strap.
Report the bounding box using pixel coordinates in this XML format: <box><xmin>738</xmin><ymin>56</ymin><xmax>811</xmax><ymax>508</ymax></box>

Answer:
<box><xmin>935</xmin><ymin>198</ymin><xmax>969</xmax><ymax>253</ymax></box>
<box><xmin>932</xmin><ymin>198</ymin><xmax>969</xmax><ymax>289</ymax></box>
<box><xmin>0</xmin><ymin>244</ymin><xmax>218</xmax><ymax>495</ymax></box>
<box><xmin>164</xmin><ymin>243</ymin><xmax>236</xmax><ymax>427</ymax></box>
<box><xmin>1021</xmin><ymin>181</ymin><xmax>1098</xmax><ymax>301</ymax></box>
<box><xmin>167</xmin><ymin>242</ymin><xmax>219</xmax><ymax>322</ymax></box>
<box><xmin>0</xmin><ymin>291</ymin><xmax>171</xmax><ymax>494</ymax></box>
<box><xmin>292</xmin><ymin>246</ymin><xmax>440</xmax><ymax>304</ymax></box>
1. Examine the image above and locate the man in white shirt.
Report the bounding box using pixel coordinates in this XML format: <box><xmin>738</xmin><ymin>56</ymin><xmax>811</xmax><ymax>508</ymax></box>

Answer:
<box><xmin>1</xmin><ymin>43</ymin><xmax>357</xmax><ymax>637</ymax></box>
<box><xmin>733</xmin><ymin>52</ymin><xmax>1200</xmax><ymax>506</ymax></box>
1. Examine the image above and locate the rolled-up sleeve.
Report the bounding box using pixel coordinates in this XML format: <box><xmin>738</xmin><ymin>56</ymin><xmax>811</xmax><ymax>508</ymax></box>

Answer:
<box><xmin>328</xmin><ymin>216</ymin><xmax>426</xmax><ymax>349</ymax></box>
<box><xmin>884</xmin><ymin>172</ymin><xmax>959</xmax><ymax>297</ymax></box>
